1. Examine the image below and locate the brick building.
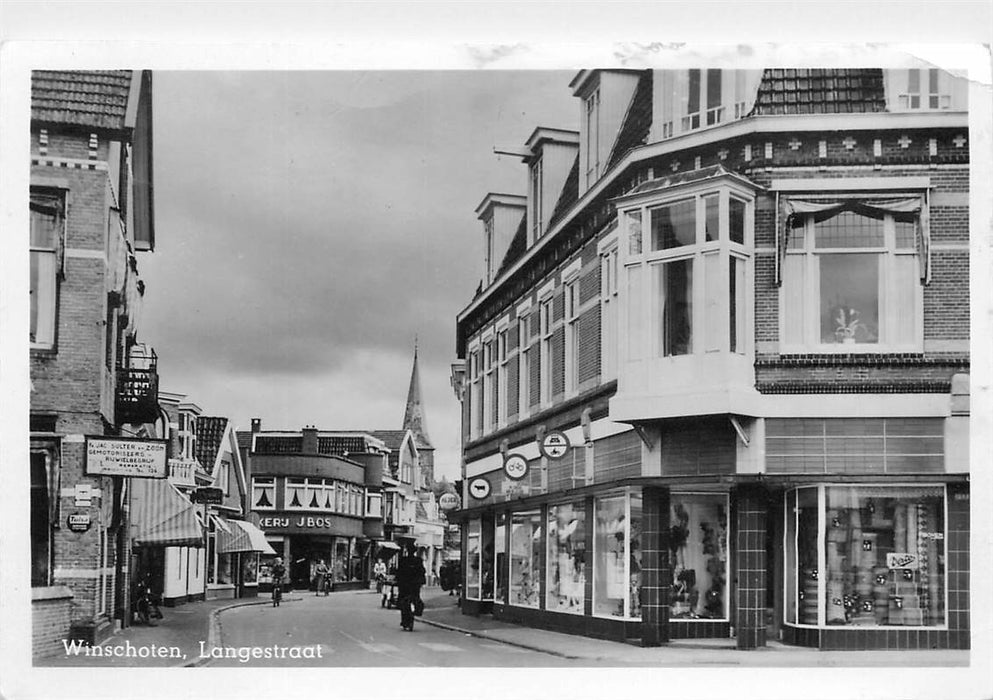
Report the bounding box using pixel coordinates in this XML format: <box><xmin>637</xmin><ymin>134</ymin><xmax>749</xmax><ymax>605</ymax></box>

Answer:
<box><xmin>451</xmin><ymin>67</ymin><xmax>970</xmax><ymax>651</ymax></box>
<box><xmin>29</xmin><ymin>71</ymin><xmax>159</xmax><ymax>655</ymax></box>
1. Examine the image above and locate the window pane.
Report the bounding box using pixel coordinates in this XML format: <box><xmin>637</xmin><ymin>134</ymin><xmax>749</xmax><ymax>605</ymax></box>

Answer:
<box><xmin>704</xmin><ymin>194</ymin><xmax>719</xmax><ymax>242</ymax></box>
<box><xmin>30</xmin><ymin>251</ymin><xmax>56</xmax><ymax>346</ymax></box>
<box><xmin>704</xmin><ymin>253</ymin><xmax>721</xmax><ymax>352</ymax></box>
<box><xmin>466</xmin><ymin>519</ymin><xmax>481</xmax><ymax>599</ymax></box>
<box><xmin>819</xmin><ymin>253</ymin><xmax>879</xmax><ymax>344</ymax></box>
<box><xmin>481</xmin><ymin>519</ymin><xmax>495</xmax><ymax>599</ymax></box>
<box><xmin>547</xmin><ymin>502</ymin><xmax>587</xmax><ymax>614</ymax></box>
<box><xmin>729</xmin><ymin>197</ymin><xmax>746</xmax><ymax>244</ymax></box>
<box><xmin>731</xmin><ymin>256</ymin><xmax>746</xmax><ymax>353</ymax></box>
<box><xmin>30</xmin><ymin>193</ymin><xmax>62</xmax><ymax>248</ymax></box>
<box><xmin>797</xmin><ymin>487</ymin><xmax>820</xmax><ymax>625</ymax></box>
<box><xmin>628</xmin><ymin>210</ymin><xmax>643</xmax><ymax>255</ymax></box>
<box><xmin>670</xmin><ymin>494</ymin><xmax>729</xmax><ymax>620</ymax></box>
<box><xmin>785</xmin><ymin>489</ymin><xmax>797</xmax><ymax>624</ymax></box>
<box><xmin>510</xmin><ymin>511</ymin><xmax>542</xmax><ymax>607</ymax></box>
<box><xmin>815</xmin><ymin>210</ymin><xmax>884</xmax><ymax>249</ymax></box>
<box><xmin>629</xmin><ymin>493</ymin><xmax>642</xmax><ymax>618</ymax></box>
<box><xmin>659</xmin><ymin>259</ymin><xmax>693</xmax><ymax>356</ymax></box>
<box><xmin>594</xmin><ymin>495</ymin><xmax>628</xmax><ymax>617</ymax></box>
<box><xmin>894</xmin><ymin>219</ymin><xmax>916</xmax><ymax>250</ymax></box>
<box><xmin>706</xmin><ymin>69</ymin><xmax>722</xmax><ymax>109</ymax></box>
<box><xmin>651</xmin><ymin>199</ymin><xmax>695</xmax><ymax>250</ymax></box>
<box><xmin>687</xmin><ymin>69</ymin><xmax>701</xmax><ymax>114</ymax></box>
<box><xmin>31</xmin><ymin>453</ymin><xmax>50</xmax><ymax>586</ymax></box>
<box><xmin>824</xmin><ymin>486</ymin><xmax>945</xmax><ymax>627</ymax></box>
<box><xmin>907</xmin><ymin>69</ymin><xmax>920</xmax><ymax>93</ymax></box>
<box><xmin>627</xmin><ymin>265</ymin><xmax>643</xmax><ymax>359</ymax></box>
<box><xmin>495</xmin><ymin>514</ymin><xmax>507</xmax><ymax>601</ymax></box>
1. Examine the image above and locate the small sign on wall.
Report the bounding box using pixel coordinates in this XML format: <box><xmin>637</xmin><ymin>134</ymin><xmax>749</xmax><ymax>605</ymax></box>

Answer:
<box><xmin>67</xmin><ymin>512</ymin><xmax>91</xmax><ymax>533</ymax></box>
<box><xmin>886</xmin><ymin>552</ymin><xmax>919</xmax><ymax>570</ymax></box>
<box><xmin>468</xmin><ymin>477</ymin><xmax>491</xmax><ymax>500</ymax></box>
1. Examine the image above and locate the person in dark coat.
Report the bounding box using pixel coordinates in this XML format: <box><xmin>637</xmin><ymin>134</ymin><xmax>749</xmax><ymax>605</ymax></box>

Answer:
<box><xmin>395</xmin><ymin>544</ymin><xmax>426</xmax><ymax>631</ymax></box>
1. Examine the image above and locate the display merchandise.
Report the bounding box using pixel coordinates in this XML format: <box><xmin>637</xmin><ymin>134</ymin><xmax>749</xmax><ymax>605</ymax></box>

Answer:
<box><xmin>669</xmin><ymin>494</ymin><xmax>728</xmax><ymax>620</ymax></box>
<box><xmin>594</xmin><ymin>491</ymin><xmax>642</xmax><ymax>618</ymax></box>
<box><xmin>494</xmin><ymin>515</ymin><xmax>507</xmax><ymax>602</ymax></box>
<box><xmin>547</xmin><ymin>502</ymin><xmax>586</xmax><ymax>614</ymax></box>
<box><xmin>786</xmin><ymin>485</ymin><xmax>945</xmax><ymax>628</ymax></box>
<box><xmin>509</xmin><ymin>511</ymin><xmax>542</xmax><ymax>607</ymax></box>
<box><xmin>466</xmin><ymin>519</ymin><xmax>481</xmax><ymax>599</ymax></box>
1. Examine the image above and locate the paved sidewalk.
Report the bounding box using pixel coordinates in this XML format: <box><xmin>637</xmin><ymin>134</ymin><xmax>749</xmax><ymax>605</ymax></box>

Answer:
<box><xmin>418</xmin><ymin>592</ymin><xmax>969</xmax><ymax>667</ymax></box>
<box><xmin>36</xmin><ymin>594</ymin><xmax>303</xmax><ymax>668</ymax></box>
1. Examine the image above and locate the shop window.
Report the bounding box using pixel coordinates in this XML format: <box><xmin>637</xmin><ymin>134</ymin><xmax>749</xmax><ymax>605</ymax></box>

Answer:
<box><xmin>547</xmin><ymin>501</ymin><xmax>587</xmax><ymax>614</ymax></box>
<box><xmin>481</xmin><ymin>519</ymin><xmax>495</xmax><ymax>600</ymax></box>
<box><xmin>593</xmin><ymin>491</ymin><xmax>642</xmax><ymax>618</ymax></box>
<box><xmin>781</xmin><ymin>200</ymin><xmax>923</xmax><ymax>351</ymax></box>
<box><xmin>466</xmin><ymin>519</ymin><xmax>481</xmax><ymax>599</ymax></box>
<box><xmin>495</xmin><ymin>513</ymin><xmax>507</xmax><ymax>602</ymax></box>
<box><xmin>30</xmin><ymin>189</ymin><xmax>65</xmax><ymax>350</ymax></box>
<box><xmin>242</xmin><ymin>552</ymin><xmax>259</xmax><ymax>586</ymax></box>
<box><xmin>786</xmin><ymin>485</ymin><xmax>946</xmax><ymax>628</ymax></box>
<box><xmin>30</xmin><ymin>450</ymin><xmax>54</xmax><ymax>587</ymax></box>
<box><xmin>509</xmin><ymin>510</ymin><xmax>543</xmax><ymax>608</ymax></box>
<box><xmin>669</xmin><ymin>494</ymin><xmax>729</xmax><ymax>620</ymax></box>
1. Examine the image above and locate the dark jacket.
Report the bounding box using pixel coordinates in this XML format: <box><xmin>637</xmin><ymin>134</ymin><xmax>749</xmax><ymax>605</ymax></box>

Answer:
<box><xmin>395</xmin><ymin>555</ymin><xmax>426</xmax><ymax>594</ymax></box>
<box><xmin>271</xmin><ymin>564</ymin><xmax>286</xmax><ymax>583</ymax></box>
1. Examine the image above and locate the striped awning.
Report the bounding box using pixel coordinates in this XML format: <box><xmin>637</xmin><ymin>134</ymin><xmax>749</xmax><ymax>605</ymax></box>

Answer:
<box><xmin>130</xmin><ymin>478</ymin><xmax>204</xmax><ymax>548</ymax></box>
<box><xmin>218</xmin><ymin>519</ymin><xmax>276</xmax><ymax>554</ymax></box>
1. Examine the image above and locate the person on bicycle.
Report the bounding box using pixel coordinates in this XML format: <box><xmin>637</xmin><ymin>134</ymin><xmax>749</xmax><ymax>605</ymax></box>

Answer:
<box><xmin>373</xmin><ymin>559</ymin><xmax>387</xmax><ymax>594</ymax></box>
<box><xmin>395</xmin><ymin>544</ymin><xmax>425</xmax><ymax>631</ymax></box>
<box><xmin>315</xmin><ymin>559</ymin><xmax>330</xmax><ymax>596</ymax></box>
<box><xmin>271</xmin><ymin>557</ymin><xmax>286</xmax><ymax>607</ymax></box>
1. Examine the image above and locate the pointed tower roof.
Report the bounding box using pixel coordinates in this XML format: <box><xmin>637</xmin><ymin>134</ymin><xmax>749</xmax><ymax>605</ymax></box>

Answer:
<box><xmin>403</xmin><ymin>342</ymin><xmax>433</xmax><ymax>450</ymax></box>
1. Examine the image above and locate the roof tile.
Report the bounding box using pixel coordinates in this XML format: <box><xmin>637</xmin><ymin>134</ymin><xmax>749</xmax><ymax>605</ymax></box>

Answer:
<box><xmin>31</xmin><ymin>70</ymin><xmax>134</xmax><ymax>130</ymax></box>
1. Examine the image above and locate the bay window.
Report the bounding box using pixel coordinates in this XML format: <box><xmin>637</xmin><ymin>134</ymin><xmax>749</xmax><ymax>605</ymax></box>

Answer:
<box><xmin>622</xmin><ymin>178</ymin><xmax>755</xmax><ymax>360</ymax></box>
<box><xmin>780</xmin><ymin>197</ymin><xmax>923</xmax><ymax>351</ymax></box>
<box><xmin>785</xmin><ymin>485</ymin><xmax>946</xmax><ymax>628</ymax></box>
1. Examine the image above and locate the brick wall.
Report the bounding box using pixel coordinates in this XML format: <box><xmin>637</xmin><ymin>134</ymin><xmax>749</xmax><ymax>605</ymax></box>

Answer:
<box><xmin>32</xmin><ymin>591</ymin><xmax>75</xmax><ymax>658</ymax></box>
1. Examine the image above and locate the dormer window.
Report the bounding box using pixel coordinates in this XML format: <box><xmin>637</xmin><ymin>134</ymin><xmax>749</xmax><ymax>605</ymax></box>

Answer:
<box><xmin>584</xmin><ymin>88</ymin><xmax>601</xmax><ymax>188</ymax></box>
<box><xmin>682</xmin><ymin>69</ymin><xmax>724</xmax><ymax>132</ymax></box>
<box><xmin>898</xmin><ymin>68</ymin><xmax>950</xmax><ymax>110</ymax></box>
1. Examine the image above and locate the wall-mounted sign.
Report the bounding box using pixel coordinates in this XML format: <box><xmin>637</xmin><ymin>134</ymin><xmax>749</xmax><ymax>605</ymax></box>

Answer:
<box><xmin>85</xmin><ymin>437</ymin><xmax>168</xmax><ymax>478</ymax></box>
<box><xmin>539</xmin><ymin>430</ymin><xmax>571</xmax><ymax>460</ymax></box>
<box><xmin>67</xmin><ymin>512</ymin><xmax>92</xmax><ymax>533</ymax></box>
<box><xmin>74</xmin><ymin>483</ymin><xmax>94</xmax><ymax>506</ymax></box>
<box><xmin>438</xmin><ymin>493</ymin><xmax>461</xmax><ymax>511</ymax></box>
<box><xmin>468</xmin><ymin>477</ymin><xmax>491</xmax><ymax>500</ymax></box>
<box><xmin>258</xmin><ymin>515</ymin><xmax>347</xmax><ymax>531</ymax></box>
<box><xmin>886</xmin><ymin>552</ymin><xmax>919</xmax><ymax>570</ymax></box>
<box><xmin>192</xmin><ymin>487</ymin><xmax>224</xmax><ymax>505</ymax></box>
<box><xmin>503</xmin><ymin>453</ymin><xmax>529</xmax><ymax>481</ymax></box>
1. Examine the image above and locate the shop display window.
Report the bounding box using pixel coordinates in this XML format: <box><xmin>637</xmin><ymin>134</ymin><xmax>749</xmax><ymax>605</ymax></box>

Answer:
<box><xmin>466</xmin><ymin>519</ymin><xmax>481</xmax><ymax>599</ymax></box>
<box><xmin>593</xmin><ymin>491</ymin><xmax>642</xmax><ymax>618</ymax></box>
<box><xmin>786</xmin><ymin>485</ymin><xmax>946</xmax><ymax>628</ymax></box>
<box><xmin>242</xmin><ymin>552</ymin><xmax>259</xmax><ymax>584</ymax></box>
<box><xmin>481</xmin><ymin>518</ymin><xmax>495</xmax><ymax>600</ymax></box>
<box><xmin>669</xmin><ymin>493</ymin><xmax>729</xmax><ymax>620</ymax></box>
<box><xmin>333</xmin><ymin>541</ymin><xmax>349</xmax><ymax>582</ymax></box>
<box><xmin>495</xmin><ymin>514</ymin><xmax>507</xmax><ymax>602</ymax></box>
<box><xmin>546</xmin><ymin>501</ymin><xmax>587</xmax><ymax>614</ymax></box>
<box><xmin>509</xmin><ymin>511</ymin><xmax>543</xmax><ymax>608</ymax></box>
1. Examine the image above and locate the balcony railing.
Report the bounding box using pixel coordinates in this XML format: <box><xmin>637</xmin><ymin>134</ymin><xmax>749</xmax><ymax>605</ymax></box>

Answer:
<box><xmin>115</xmin><ymin>346</ymin><xmax>159</xmax><ymax>425</ymax></box>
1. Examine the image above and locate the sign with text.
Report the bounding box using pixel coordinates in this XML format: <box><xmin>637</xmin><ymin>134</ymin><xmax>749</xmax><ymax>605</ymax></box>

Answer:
<box><xmin>67</xmin><ymin>512</ymin><xmax>92</xmax><ymax>532</ymax></box>
<box><xmin>192</xmin><ymin>487</ymin><xmax>224</xmax><ymax>505</ymax></box>
<box><xmin>886</xmin><ymin>552</ymin><xmax>920</xmax><ymax>570</ymax></box>
<box><xmin>539</xmin><ymin>430</ymin><xmax>571</xmax><ymax>460</ymax></box>
<box><xmin>438</xmin><ymin>493</ymin><xmax>461</xmax><ymax>511</ymax></box>
<box><xmin>85</xmin><ymin>437</ymin><xmax>168</xmax><ymax>478</ymax></box>
<box><xmin>503</xmin><ymin>453</ymin><xmax>529</xmax><ymax>481</ymax></box>
<box><xmin>468</xmin><ymin>477</ymin><xmax>491</xmax><ymax>500</ymax></box>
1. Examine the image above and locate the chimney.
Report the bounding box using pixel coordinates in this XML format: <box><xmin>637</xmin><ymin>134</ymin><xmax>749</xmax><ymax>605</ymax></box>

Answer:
<box><xmin>301</xmin><ymin>425</ymin><xmax>319</xmax><ymax>455</ymax></box>
<box><xmin>251</xmin><ymin>418</ymin><xmax>262</xmax><ymax>433</ymax></box>
<box><xmin>475</xmin><ymin>193</ymin><xmax>526</xmax><ymax>285</ymax></box>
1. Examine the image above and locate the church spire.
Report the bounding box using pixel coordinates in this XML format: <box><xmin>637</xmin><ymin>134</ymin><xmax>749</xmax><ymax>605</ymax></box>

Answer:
<box><xmin>403</xmin><ymin>341</ymin><xmax>433</xmax><ymax>449</ymax></box>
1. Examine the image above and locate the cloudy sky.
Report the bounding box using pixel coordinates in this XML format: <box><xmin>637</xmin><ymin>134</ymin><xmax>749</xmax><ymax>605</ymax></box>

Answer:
<box><xmin>141</xmin><ymin>71</ymin><xmax>578</xmax><ymax>481</ymax></box>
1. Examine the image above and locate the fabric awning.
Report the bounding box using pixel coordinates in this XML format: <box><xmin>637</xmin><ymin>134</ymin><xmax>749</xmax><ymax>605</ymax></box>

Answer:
<box><xmin>377</xmin><ymin>541</ymin><xmax>401</xmax><ymax>550</ymax></box>
<box><xmin>130</xmin><ymin>479</ymin><xmax>204</xmax><ymax>548</ymax></box>
<box><xmin>218</xmin><ymin>519</ymin><xmax>276</xmax><ymax>554</ymax></box>
<box><xmin>210</xmin><ymin>515</ymin><xmax>231</xmax><ymax>533</ymax></box>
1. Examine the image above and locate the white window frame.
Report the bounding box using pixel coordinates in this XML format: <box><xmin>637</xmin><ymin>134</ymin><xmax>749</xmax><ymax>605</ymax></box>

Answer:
<box><xmin>622</xmin><ymin>184</ymin><xmax>754</xmax><ymax>360</ymax></box>
<box><xmin>530</xmin><ymin>157</ymin><xmax>544</xmax><ymax>241</ymax></box>
<box><xmin>482</xmin><ymin>338</ymin><xmax>495</xmax><ymax>432</ymax></box>
<box><xmin>898</xmin><ymin>68</ymin><xmax>951</xmax><ymax>111</ymax></box>
<box><xmin>518</xmin><ymin>315</ymin><xmax>531</xmax><ymax>419</ymax></box>
<box><xmin>584</xmin><ymin>87</ymin><xmax>601</xmax><ymax>188</ymax></box>
<box><xmin>497</xmin><ymin>327</ymin><xmax>509</xmax><ymax>427</ymax></box>
<box><xmin>29</xmin><ymin>188</ymin><xmax>65</xmax><ymax>350</ymax></box>
<box><xmin>780</xmin><ymin>204</ymin><xmax>923</xmax><ymax>353</ymax></box>
<box><xmin>251</xmin><ymin>476</ymin><xmax>276</xmax><ymax>511</ymax></box>
<box><xmin>682</xmin><ymin>69</ymin><xmax>724</xmax><ymax>133</ymax></box>
<box><xmin>539</xmin><ymin>296</ymin><xmax>554</xmax><ymax>406</ymax></box>
<box><xmin>286</xmin><ymin>477</ymin><xmax>308</xmax><ymax>511</ymax></box>
<box><xmin>564</xmin><ymin>277</ymin><xmax>580</xmax><ymax>395</ymax></box>
<box><xmin>600</xmin><ymin>243</ymin><xmax>620</xmax><ymax>379</ymax></box>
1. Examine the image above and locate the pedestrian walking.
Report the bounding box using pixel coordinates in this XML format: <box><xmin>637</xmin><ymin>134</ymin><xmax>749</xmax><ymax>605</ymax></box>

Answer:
<box><xmin>315</xmin><ymin>559</ymin><xmax>330</xmax><ymax>596</ymax></box>
<box><xmin>395</xmin><ymin>544</ymin><xmax>425</xmax><ymax>631</ymax></box>
<box><xmin>271</xmin><ymin>557</ymin><xmax>286</xmax><ymax>607</ymax></box>
<box><xmin>373</xmin><ymin>559</ymin><xmax>387</xmax><ymax>594</ymax></box>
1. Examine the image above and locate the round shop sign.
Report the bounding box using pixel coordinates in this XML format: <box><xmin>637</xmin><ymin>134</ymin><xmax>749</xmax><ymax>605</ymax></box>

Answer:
<box><xmin>438</xmin><ymin>493</ymin><xmax>461</xmax><ymax>511</ymax></box>
<box><xmin>503</xmin><ymin>453</ymin><xmax>529</xmax><ymax>481</ymax></box>
<box><xmin>468</xmin><ymin>477</ymin><xmax>491</xmax><ymax>500</ymax></box>
<box><xmin>67</xmin><ymin>512</ymin><xmax>92</xmax><ymax>533</ymax></box>
<box><xmin>540</xmin><ymin>430</ymin><xmax>571</xmax><ymax>460</ymax></box>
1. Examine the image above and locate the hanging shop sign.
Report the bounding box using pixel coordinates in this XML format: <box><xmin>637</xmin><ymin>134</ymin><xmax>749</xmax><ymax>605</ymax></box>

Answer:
<box><xmin>468</xmin><ymin>477</ymin><xmax>491</xmax><ymax>500</ymax></box>
<box><xmin>438</xmin><ymin>493</ymin><xmax>461</xmax><ymax>511</ymax></box>
<box><xmin>192</xmin><ymin>487</ymin><xmax>224</xmax><ymax>505</ymax></box>
<box><xmin>67</xmin><ymin>512</ymin><xmax>92</xmax><ymax>533</ymax></box>
<box><xmin>539</xmin><ymin>430</ymin><xmax>571</xmax><ymax>460</ymax></box>
<box><xmin>503</xmin><ymin>453</ymin><xmax>529</xmax><ymax>481</ymax></box>
<box><xmin>85</xmin><ymin>437</ymin><xmax>168</xmax><ymax>478</ymax></box>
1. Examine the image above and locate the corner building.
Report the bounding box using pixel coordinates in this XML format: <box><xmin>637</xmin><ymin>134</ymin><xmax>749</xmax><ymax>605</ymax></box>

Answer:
<box><xmin>452</xmin><ymin>68</ymin><xmax>970</xmax><ymax>650</ymax></box>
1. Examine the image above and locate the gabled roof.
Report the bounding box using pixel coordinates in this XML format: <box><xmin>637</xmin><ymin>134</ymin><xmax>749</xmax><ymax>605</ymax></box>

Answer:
<box><xmin>751</xmin><ymin>68</ymin><xmax>887</xmax><ymax>116</ymax></box>
<box><xmin>606</xmin><ymin>69</ymin><xmax>653</xmax><ymax>170</ymax></box>
<box><xmin>367</xmin><ymin>430</ymin><xmax>409</xmax><ymax>451</ymax></box>
<box><xmin>194</xmin><ymin>416</ymin><xmax>229</xmax><ymax>473</ymax></box>
<box><xmin>31</xmin><ymin>70</ymin><xmax>135</xmax><ymax>131</ymax></box>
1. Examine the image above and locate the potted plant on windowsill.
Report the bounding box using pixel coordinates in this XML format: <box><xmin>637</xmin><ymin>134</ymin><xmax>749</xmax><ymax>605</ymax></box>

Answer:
<box><xmin>833</xmin><ymin>306</ymin><xmax>862</xmax><ymax>344</ymax></box>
